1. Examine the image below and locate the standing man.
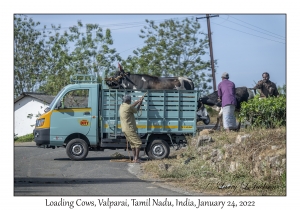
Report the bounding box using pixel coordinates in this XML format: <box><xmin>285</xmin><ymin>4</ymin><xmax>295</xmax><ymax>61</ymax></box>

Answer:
<box><xmin>119</xmin><ymin>95</ymin><xmax>143</xmax><ymax>163</ymax></box>
<box><xmin>218</xmin><ymin>72</ymin><xmax>237</xmax><ymax>132</ymax></box>
<box><xmin>253</xmin><ymin>72</ymin><xmax>279</xmax><ymax>98</ymax></box>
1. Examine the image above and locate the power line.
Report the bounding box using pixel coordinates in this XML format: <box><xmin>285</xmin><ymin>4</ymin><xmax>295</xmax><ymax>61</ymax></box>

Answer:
<box><xmin>211</xmin><ymin>21</ymin><xmax>285</xmax><ymax>44</ymax></box>
<box><xmin>118</xmin><ymin>43</ymin><xmax>145</xmax><ymax>54</ymax></box>
<box><xmin>227</xmin><ymin>15</ymin><xmax>285</xmax><ymax>39</ymax></box>
<box><xmin>218</xmin><ymin>15</ymin><xmax>285</xmax><ymax>40</ymax></box>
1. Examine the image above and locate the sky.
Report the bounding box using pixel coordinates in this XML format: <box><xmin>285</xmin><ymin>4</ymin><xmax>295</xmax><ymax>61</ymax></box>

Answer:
<box><xmin>25</xmin><ymin>14</ymin><xmax>286</xmax><ymax>90</ymax></box>
<box><xmin>3</xmin><ymin>0</ymin><xmax>299</xmax><ymax>209</ymax></box>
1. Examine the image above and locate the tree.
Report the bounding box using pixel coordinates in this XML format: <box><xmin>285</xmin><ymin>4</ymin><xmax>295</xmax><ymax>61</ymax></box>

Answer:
<box><xmin>67</xmin><ymin>21</ymin><xmax>122</xmax><ymax>78</ymax></box>
<box><xmin>38</xmin><ymin>21</ymin><xmax>122</xmax><ymax>95</ymax></box>
<box><xmin>14</xmin><ymin>15</ymin><xmax>47</xmax><ymax>97</ymax></box>
<box><xmin>277</xmin><ymin>84</ymin><xmax>286</xmax><ymax>95</ymax></box>
<box><xmin>37</xmin><ymin>24</ymin><xmax>72</xmax><ymax>95</ymax></box>
<box><xmin>122</xmin><ymin>17</ymin><xmax>213</xmax><ymax>93</ymax></box>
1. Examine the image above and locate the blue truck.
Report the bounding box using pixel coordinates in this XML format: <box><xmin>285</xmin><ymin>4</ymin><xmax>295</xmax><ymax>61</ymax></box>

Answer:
<box><xmin>33</xmin><ymin>75</ymin><xmax>204</xmax><ymax>160</ymax></box>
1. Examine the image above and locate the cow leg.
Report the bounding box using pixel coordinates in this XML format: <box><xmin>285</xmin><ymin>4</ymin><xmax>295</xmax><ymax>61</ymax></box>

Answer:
<box><xmin>236</xmin><ymin>121</ymin><xmax>241</xmax><ymax>132</ymax></box>
<box><xmin>215</xmin><ymin>108</ymin><xmax>223</xmax><ymax>131</ymax></box>
<box><xmin>219</xmin><ymin>108</ymin><xmax>223</xmax><ymax>131</ymax></box>
<box><xmin>212</xmin><ymin>117</ymin><xmax>219</xmax><ymax>130</ymax></box>
<box><xmin>220</xmin><ymin>114</ymin><xmax>223</xmax><ymax>131</ymax></box>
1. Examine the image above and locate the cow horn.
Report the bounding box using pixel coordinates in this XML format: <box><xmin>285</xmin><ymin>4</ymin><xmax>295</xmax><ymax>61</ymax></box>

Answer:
<box><xmin>118</xmin><ymin>63</ymin><xmax>124</xmax><ymax>71</ymax></box>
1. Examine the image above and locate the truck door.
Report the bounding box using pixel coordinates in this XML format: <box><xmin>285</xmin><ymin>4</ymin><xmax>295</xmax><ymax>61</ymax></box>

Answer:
<box><xmin>50</xmin><ymin>88</ymin><xmax>92</xmax><ymax>144</ymax></box>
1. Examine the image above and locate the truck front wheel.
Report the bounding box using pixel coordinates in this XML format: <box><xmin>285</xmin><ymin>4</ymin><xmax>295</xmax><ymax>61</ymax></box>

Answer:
<box><xmin>66</xmin><ymin>138</ymin><xmax>89</xmax><ymax>161</ymax></box>
<box><xmin>146</xmin><ymin>139</ymin><xmax>170</xmax><ymax>160</ymax></box>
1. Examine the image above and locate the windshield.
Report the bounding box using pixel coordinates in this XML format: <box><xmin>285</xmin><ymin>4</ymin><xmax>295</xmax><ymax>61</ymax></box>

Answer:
<box><xmin>46</xmin><ymin>88</ymin><xmax>65</xmax><ymax>111</ymax></box>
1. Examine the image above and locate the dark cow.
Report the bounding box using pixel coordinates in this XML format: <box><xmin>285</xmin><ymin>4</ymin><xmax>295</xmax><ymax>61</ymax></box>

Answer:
<box><xmin>197</xmin><ymin>87</ymin><xmax>254</xmax><ymax>131</ymax></box>
<box><xmin>105</xmin><ymin>64</ymin><xmax>194</xmax><ymax>90</ymax></box>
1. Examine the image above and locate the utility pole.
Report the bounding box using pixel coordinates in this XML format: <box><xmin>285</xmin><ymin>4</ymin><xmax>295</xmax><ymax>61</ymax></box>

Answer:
<box><xmin>196</xmin><ymin>14</ymin><xmax>219</xmax><ymax>91</ymax></box>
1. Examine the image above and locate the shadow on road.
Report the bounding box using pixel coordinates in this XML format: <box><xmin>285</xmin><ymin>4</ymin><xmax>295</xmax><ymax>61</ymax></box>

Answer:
<box><xmin>54</xmin><ymin>156</ymin><xmax>149</xmax><ymax>162</ymax></box>
<box><xmin>14</xmin><ymin>176</ymin><xmax>160</xmax><ymax>187</ymax></box>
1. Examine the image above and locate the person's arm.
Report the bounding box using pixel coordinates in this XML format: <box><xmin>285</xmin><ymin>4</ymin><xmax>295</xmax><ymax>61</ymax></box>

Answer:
<box><xmin>274</xmin><ymin>85</ymin><xmax>280</xmax><ymax>97</ymax></box>
<box><xmin>233</xmin><ymin>83</ymin><xmax>236</xmax><ymax>95</ymax></box>
<box><xmin>131</xmin><ymin>98</ymin><xmax>144</xmax><ymax>111</ymax></box>
<box><xmin>217</xmin><ymin>84</ymin><xmax>222</xmax><ymax>101</ymax></box>
<box><xmin>253</xmin><ymin>80</ymin><xmax>263</xmax><ymax>90</ymax></box>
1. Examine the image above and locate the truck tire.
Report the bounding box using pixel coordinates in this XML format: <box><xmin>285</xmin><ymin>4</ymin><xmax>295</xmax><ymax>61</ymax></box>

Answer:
<box><xmin>66</xmin><ymin>138</ymin><xmax>89</xmax><ymax>161</ymax></box>
<box><xmin>146</xmin><ymin>139</ymin><xmax>170</xmax><ymax>160</ymax></box>
<box><xmin>203</xmin><ymin>115</ymin><xmax>210</xmax><ymax>125</ymax></box>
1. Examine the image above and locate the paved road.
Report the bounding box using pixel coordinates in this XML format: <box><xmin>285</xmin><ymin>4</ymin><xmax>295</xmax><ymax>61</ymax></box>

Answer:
<box><xmin>14</xmin><ymin>142</ymin><xmax>199</xmax><ymax>196</ymax></box>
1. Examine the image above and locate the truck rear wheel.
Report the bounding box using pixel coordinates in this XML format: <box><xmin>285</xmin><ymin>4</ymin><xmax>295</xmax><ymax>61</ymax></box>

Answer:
<box><xmin>66</xmin><ymin>138</ymin><xmax>89</xmax><ymax>161</ymax></box>
<box><xmin>146</xmin><ymin>139</ymin><xmax>170</xmax><ymax>160</ymax></box>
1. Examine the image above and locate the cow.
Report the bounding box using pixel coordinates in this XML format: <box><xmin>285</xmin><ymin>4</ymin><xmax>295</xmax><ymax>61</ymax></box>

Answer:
<box><xmin>197</xmin><ymin>87</ymin><xmax>254</xmax><ymax>131</ymax></box>
<box><xmin>104</xmin><ymin>64</ymin><xmax>215</xmax><ymax>123</ymax></box>
<box><xmin>105</xmin><ymin>64</ymin><xmax>194</xmax><ymax>90</ymax></box>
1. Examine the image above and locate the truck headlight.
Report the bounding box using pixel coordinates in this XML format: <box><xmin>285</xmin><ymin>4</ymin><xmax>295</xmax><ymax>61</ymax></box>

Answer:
<box><xmin>36</xmin><ymin>118</ymin><xmax>45</xmax><ymax>127</ymax></box>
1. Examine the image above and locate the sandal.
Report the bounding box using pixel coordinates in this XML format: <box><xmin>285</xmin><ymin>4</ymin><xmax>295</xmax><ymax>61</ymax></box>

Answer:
<box><xmin>132</xmin><ymin>159</ymin><xmax>144</xmax><ymax>163</ymax></box>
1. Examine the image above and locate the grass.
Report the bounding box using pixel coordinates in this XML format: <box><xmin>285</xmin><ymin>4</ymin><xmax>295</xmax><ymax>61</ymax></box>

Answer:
<box><xmin>140</xmin><ymin>126</ymin><xmax>286</xmax><ymax>196</ymax></box>
<box><xmin>14</xmin><ymin>133</ymin><xmax>34</xmax><ymax>142</ymax></box>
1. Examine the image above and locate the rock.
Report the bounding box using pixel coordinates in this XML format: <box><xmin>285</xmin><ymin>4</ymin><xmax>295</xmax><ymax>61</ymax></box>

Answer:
<box><xmin>223</xmin><ymin>144</ymin><xmax>234</xmax><ymax>159</ymax></box>
<box><xmin>110</xmin><ymin>152</ymin><xmax>126</xmax><ymax>159</ymax></box>
<box><xmin>197</xmin><ymin>135</ymin><xmax>214</xmax><ymax>147</ymax></box>
<box><xmin>176</xmin><ymin>154</ymin><xmax>184</xmax><ymax>159</ymax></box>
<box><xmin>199</xmin><ymin>129</ymin><xmax>209</xmax><ymax>135</ymax></box>
<box><xmin>235</xmin><ymin>134</ymin><xmax>251</xmax><ymax>144</ymax></box>
<box><xmin>269</xmin><ymin>156</ymin><xmax>281</xmax><ymax>168</ymax></box>
<box><xmin>229</xmin><ymin>161</ymin><xmax>239</xmax><ymax>172</ymax></box>
<box><xmin>211</xmin><ymin>149</ymin><xmax>218</xmax><ymax>157</ymax></box>
<box><xmin>184</xmin><ymin>157</ymin><xmax>195</xmax><ymax>164</ymax></box>
<box><xmin>158</xmin><ymin>163</ymin><xmax>170</xmax><ymax>171</ymax></box>
<box><xmin>211</xmin><ymin>149</ymin><xmax>223</xmax><ymax>163</ymax></box>
<box><xmin>199</xmin><ymin>129</ymin><xmax>214</xmax><ymax>136</ymax></box>
<box><xmin>167</xmin><ymin>165</ymin><xmax>174</xmax><ymax>172</ymax></box>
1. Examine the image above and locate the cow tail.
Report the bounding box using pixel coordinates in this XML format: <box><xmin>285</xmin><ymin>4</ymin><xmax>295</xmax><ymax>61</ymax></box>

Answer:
<box><xmin>190</xmin><ymin>80</ymin><xmax>194</xmax><ymax>90</ymax></box>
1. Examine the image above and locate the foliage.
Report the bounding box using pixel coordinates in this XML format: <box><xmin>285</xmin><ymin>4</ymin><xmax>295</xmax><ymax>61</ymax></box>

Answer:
<box><xmin>277</xmin><ymin>84</ymin><xmax>286</xmax><ymax>95</ymax></box>
<box><xmin>14</xmin><ymin>133</ymin><xmax>34</xmax><ymax>142</ymax></box>
<box><xmin>239</xmin><ymin>95</ymin><xmax>286</xmax><ymax>128</ymax></box>
<box><xmin>122</xmin><ymin>17</ymin><xmax>213</xmax><ymax>94</ymax></box>
<box><xmin>15</xmin><ymin>15</ymin><xmax>216</xmax><ymax>97</ymax></box>
<box><xmin>14</xmin><ymin>15</ymin><xmax>48</xmax><ymax>97</ymax></box>
<box><xmin>38</xmin><ymin>21</ymin><xmax>122</xmax><ymax>95</ymax></box>
<box><xmin>14</xmin><ymin>15</ymin><xmax>121</xmax><ymax>97</ymax></box>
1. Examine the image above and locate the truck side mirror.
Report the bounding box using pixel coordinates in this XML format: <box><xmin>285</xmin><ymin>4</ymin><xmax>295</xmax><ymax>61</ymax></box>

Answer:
<box><xmin>44</xmin><ymin>107</ymin><xmax>50</xmax><ymax>113</ymax></box>
<box><xmin>56</xmin><ymin>101</ymin><xmax>62</xmax><ymax>109</ymax></box>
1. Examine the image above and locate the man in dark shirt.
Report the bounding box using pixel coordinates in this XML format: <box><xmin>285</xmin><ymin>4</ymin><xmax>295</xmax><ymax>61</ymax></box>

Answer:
<box><xmin>253</xmin><ymin>72</ymin><xmax>279</xmax><ymax>98</ymax></box>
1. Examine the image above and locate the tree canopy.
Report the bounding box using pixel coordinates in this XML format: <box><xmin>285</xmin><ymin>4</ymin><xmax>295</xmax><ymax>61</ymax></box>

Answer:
<box><xmin>14</xmin><ymin>15</ymin><xmax>121</xmax><ymax>96</ymax></box>
<box><xmin>121</xmin><ymin>17</ymin><xmax>214</xmax><ymax>94</ymax></box>
<box><xmin>14</xmin><ymin>15</ymin><xmax>214</xmax><ymax>97</ymax></box>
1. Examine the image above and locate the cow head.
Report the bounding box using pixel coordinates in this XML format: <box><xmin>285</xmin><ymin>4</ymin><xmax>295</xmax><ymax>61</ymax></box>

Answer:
<box><xmin>105</xmin><ymin>63</ymin><xmax>129</xmax><ymax>89</ymax></box>
<box><xmin>197</xmin><ymin>92</ymin><xmax>222</xmax><ymax>110</ymax></box>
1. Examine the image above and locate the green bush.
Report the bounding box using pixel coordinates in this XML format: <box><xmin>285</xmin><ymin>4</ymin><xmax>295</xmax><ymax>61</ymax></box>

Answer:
<box><xmin>239</xmin><ymin>95</ymin><xmax>286</xmax><ymax>128</ymax></box>
<box><xmin>14</xmin><ymin>133</ymin><xmax>34</xmax><ymax>142</ymax></box>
